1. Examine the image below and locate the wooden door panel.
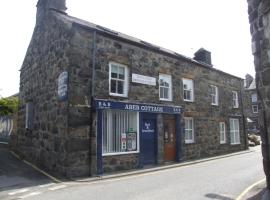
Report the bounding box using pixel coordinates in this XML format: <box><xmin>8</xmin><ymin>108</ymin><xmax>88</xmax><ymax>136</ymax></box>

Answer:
<box><xmin>164</xmin><ymin>115</ymin><xmax>176</xmax><ymax>162</ymax></box>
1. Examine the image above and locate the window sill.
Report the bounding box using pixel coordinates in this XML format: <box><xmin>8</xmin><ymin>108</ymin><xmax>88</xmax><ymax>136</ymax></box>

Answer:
<box><xmin>185</xmin><ymin>141</ymin><xmax>195</xmax><ymax>144</ymax></box>
<box><xmin>109</xmin><ymin>93</ymin><xmax>128</xmax><ymax>98</ymax></box>
<box><xmin>184</xmin><ymin>100</ymin><xmax>194</xmax><ymax>102</ymax></box>
<box><xmin>159</xmin><ymin>98</ymin><xmax>172</xmax><ymax>102</ymax></box>
<box><xmin>230</xmin><ymin>143</ymin><xmax>241</xmax><ymax>145</ymax></box>
<box><xmin>102</xmin><ymin>151</ymin><xmax>139</xmax><ymax>156</ymax></box>
<box><xmin>211</xmin><ymin>104</ymin><xmax>219</xmax><ymax>106</ymax></box>
<box><xmin>220</xmin><ymin>142</ymin><xmax>226</xmax><ymax>144</ymax></box>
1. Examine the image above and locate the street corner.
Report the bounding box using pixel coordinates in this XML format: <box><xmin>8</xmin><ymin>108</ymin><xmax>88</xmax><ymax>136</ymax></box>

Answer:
<box><xmin>0</xmin><ymin>145</ymin><xmax>53</xmax><ymax>195</ymax></box>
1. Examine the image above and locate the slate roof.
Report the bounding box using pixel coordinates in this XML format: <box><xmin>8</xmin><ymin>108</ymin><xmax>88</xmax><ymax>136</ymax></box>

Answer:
<box><xmin>57</xmin><ymin>12</ymin><xmax>243</xmax><ymax>80</ymax></box>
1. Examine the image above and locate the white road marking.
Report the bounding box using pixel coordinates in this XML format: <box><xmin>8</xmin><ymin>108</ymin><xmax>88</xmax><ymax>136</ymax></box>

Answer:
<box><xmin>48</xmin><ymin>185</ymin><xmax>67</xmax><ymax>191</ymax></box>
<box><xmin>38</xmin><ymin>183</ymin><xmax>56</xmax><ymax>188</ymax></box>
<box><xmin>18</xmin><ymin>192</ymin><xmax>41</xmax><ymax>199</ymax></box>
<box><xmin>8</xmin><ymin>189</ymin><xmax>30</xmax><ymax>195</ymax></box>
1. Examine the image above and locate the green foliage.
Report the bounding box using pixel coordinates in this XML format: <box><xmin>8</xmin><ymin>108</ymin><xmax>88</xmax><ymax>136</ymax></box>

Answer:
<box><xmin>0</xmin><ymin>97</ymin><xmax>18</xmax><ymax>116</ymax></box>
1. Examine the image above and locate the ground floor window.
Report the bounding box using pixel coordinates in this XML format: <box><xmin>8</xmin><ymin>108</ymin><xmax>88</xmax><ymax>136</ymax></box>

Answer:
<box><xmin>230</xmin><ymin>118</ymin><xmax>240</xmax><ymax>145</ymax></box>
<box><xmin>184</xmin><ymin>117</ymin><xmax>194</xmax><ymax>143</ymax></box>
<box><xmin>219</xmin><ymin>122</ymin><xmax>226</xmax><ymax>144</ymax></box>
<box><xmin>102</xmin><ymin>110</ymin><xmax>138</xmax><ymax>155</ymax></box>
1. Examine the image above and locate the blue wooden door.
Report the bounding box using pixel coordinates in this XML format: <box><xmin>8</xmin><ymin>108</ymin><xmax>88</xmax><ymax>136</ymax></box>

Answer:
<box><xmin>140</xmin><ymin>113</ymin><xmax>156</xmax><ymax>165</ymax></box>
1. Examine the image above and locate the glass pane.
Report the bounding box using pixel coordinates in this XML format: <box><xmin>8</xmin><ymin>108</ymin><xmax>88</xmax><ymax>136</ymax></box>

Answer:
<box><xmin>186</xmin><ymin>91</ymin><xmax>191</xmax><ymax>100</ymax></box>
<box><xmin>118</xmin><ymin>81</ymin><xmax>124</xmax><ymax>94</ymax></box>
<box><xmin>111</xmin><ymin>65</ymin><xmax>118</xmax><ymax>78</ymax></box>
<box><xmin>111</xmin><ymin>80</ymin><xmax>117</xmax><ymax>93</ymax></box>
<box><xmin>118</xmin><ymin>66</ymin><xmax>125</xmax><ymax>79</ymax></box>
<box><xmin>160</xmin><ymin>79</ymin><xmax>165</xmax><ymax>86</ymax></box>
<box><xmin>164</xmin><ymin>88</ymin><xmax>169</xmax><ymax>99</ymax></box>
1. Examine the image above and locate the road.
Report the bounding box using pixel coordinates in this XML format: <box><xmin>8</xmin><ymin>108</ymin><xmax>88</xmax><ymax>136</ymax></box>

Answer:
<box><xmin>2</xmin><ymin>146</ymin><xmax>264</xmax><ymax>200</ymax></box>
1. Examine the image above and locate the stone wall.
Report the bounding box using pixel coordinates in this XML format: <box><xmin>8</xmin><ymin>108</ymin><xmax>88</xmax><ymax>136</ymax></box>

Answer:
<box><xmin>247</xmin><ymin>0</ymin><xmax>270</xmax><ymax>187</ymax></box>
<box><xmin>16</xmin><ymin>2</ymin><xmax>247</xmax><ymax>177</ymax></box>
<box><xmin>16</xmin><ymin>11</ymin><xmax>72</xmax><ymax>176</ymax></box>
<box><xmin>91</xmin><ymin>32</ymin><xmax>247</xmax><ymax>161</ymax></box>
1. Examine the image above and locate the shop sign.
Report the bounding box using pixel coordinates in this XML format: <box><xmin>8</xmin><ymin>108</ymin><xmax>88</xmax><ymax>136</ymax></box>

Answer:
<box><xmin>132</xmin><ymin>74</ymin><xmax>156</xmax><ymax>86</ymax></box>
<box><xmin>94</xmin><ymin>99</ymin><xmax>182</xmax><ymax>114</ymax></box>
<box><xmin>58</xmin><ymin>71</ymin><xmax>68</xmax><ymax>101</ymax></box>
<box><xmin>142</xmin><ymin>122</ymin><xmax>155</xmax><ymax>133</ymax></box>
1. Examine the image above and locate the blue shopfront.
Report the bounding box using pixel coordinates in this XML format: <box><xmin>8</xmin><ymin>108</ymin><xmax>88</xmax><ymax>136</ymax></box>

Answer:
<box><xmin>94</xmin><ymin>99</ymin><xmax>183</xmax><ymax>174</ymax></box>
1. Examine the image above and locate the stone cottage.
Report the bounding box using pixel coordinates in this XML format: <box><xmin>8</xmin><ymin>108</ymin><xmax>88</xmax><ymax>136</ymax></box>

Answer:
<box><xmin>243</xmin><ymin>74</ymin><xmax>260</xmax><ymax>135</ymax></box>
<box><xmin>14</xmin><ymin>0</ymin><xmax>247</xmax><ymax>177</ymax></box>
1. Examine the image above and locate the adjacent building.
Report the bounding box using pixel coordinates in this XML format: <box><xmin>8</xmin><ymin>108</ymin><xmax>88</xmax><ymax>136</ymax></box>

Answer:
<box><xmin>243</xmin><ymin>74</ymin><xmax>260</xmax><ymax>135</ymax></box>
<box><xmin>13</xmin><ymin>0</ymin><xmax>247</xmax><ymax>177</ymax></box>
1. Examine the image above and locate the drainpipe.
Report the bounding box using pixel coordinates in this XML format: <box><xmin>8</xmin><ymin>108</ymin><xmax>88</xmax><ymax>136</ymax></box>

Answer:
<box><xmin>89</xmin><ymin>30</ymin><xmax>97</xmax><ymax>176</ymax></box>
<box><xmin>239</xmin><ymin>81</ymin><xmax>247</xmax><ymax>150</ymax></box>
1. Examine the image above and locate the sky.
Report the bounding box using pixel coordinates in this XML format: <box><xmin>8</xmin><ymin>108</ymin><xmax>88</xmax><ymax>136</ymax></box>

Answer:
<box><xmin>0</xmin><ymin>0</ymin><xmax>255</xmax><ymax>98</ymax></box>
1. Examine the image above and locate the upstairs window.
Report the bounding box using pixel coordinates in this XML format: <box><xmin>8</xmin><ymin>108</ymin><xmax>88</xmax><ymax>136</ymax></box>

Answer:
<box><xmin>159</xmin><ymin>74</ymin><xmax>172</xmax><ymax>101</ymax></box>
<box><xmin>109</xmin><ymin>62</ymin><xmax>129</xmax><ymax>97</ymax></box>
<box><xmin>252</xmin><ymin>105</ymin><xmax>259</xmax><ymax>113</ymax></box>
<box><xmin>210</xmin><ymin>85</ymin><xmax>218</xmax><ymax>105</ymax></box>
<box><xmin>251</xmin><ymin>93</ymin><xmax>257</xmax><ymax>103</ymax></box>
<box><xmin>232</xmin><ymin>91</ymin><xmax>239</xmax><ymax>108</ymax></box>
<box><xmin>183</xmin><ymin>78</ymin><xmax>194</xmax><ymax>102</ymax></box>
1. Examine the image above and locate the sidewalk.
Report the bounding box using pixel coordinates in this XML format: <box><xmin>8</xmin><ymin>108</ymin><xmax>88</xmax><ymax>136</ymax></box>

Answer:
<box><xmin>72</xmin><ymin>148</ymin><xmax>257</xmax><ymax>183</ymax></box>
<box><xmin>239</xmin><ymin>181</ymin><xmax>267</xmax><ymax>200</ymax></box>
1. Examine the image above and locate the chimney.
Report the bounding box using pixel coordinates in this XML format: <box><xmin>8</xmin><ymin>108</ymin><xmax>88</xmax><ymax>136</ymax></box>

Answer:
<box><xmin>36</xmin><ymin>0</ymin><xmax>67</xmax><ymax>23</ymax></box>
<box><xmin>194</xmin><ymin>48</ymin><xmax>212</xmax><ymax>66</ymax></box>
<box><xmin>245</xmin><ymin>74</ymin><xmax>254</xmax><ymax>88</ymax></box>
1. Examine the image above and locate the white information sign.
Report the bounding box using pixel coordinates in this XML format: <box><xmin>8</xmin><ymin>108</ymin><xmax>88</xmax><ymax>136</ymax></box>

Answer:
<box><xmin>132</xmin><ymin>74</ymin><xmax>156</xmax><ymax>86</ymax></box>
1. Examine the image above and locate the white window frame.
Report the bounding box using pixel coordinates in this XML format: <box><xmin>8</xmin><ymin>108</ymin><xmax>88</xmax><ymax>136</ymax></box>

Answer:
<box><xmin>251</xmin><ymin>93</ymin><xmax>257</xmax><ymax>103</ymax></box>
<box><xmin>183</xmin><ymin>78</ymin><xmax>194</xmax><ymax>102</ymax></box>
<box><xmin>232</xmin><ymin>91</ymin><xmax>239</xmax><ymax>108</ymax></box>
<box><xmin>252</xmin><ymin>105</ymin><xmax>259</xmax><ymax>113</ymax></box>
<box><xmin>102</xmin><ymin>110</ymin><xmax>140</xmax><ymax>156</ymax></box>
<box><xmin>230</xmin><ymin>118</ymin><xmax>240</xmax><ymax>145</ymax></box>
<box><xmin>109</xmin><ymin>62</ymin><xmax>129</xmax><ymax>97</ymax></box>
<box><xmin>210</xmin><ymin>85</ymin><xmax>219</xmax><ymax>106</ymax></box>
<box><xmin>219</xmin><ymin>122</ymin><xmax>226</xmax><ymax>144</ymax></box>
<box><xmin>159</xmin><ymin>74</ymin><xmax>172</xmax><ymax>101</ymax></box>
<box><xmin>185</xmin><ymin>117</ymin><xmax>194</xmax><ymax>144</ymax></box>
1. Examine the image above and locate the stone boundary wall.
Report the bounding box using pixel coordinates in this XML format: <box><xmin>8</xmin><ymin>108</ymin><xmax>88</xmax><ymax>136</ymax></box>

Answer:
<box><xmin>247</xmin><ymin>0</ymin><xmax>270</xmax><ymax>187</ymax></box>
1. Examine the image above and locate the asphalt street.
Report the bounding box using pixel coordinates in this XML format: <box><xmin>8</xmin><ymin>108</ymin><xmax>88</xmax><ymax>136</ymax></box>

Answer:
<box><xmin>7</xmin><ymin>146</ymin><xmax>263</xmax><ymax>200</ymax></box>
<box><xmin>0</xmin><ymin>144</ymin><xmax>53</xmax><ymax>200</ymax></box>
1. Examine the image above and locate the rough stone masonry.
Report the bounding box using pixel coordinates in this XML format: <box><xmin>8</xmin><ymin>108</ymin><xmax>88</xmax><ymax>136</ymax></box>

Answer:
<box><xmin>247</xmin><ymin>0</ymin><xmax>270</xmax><ymax>189</ymax></box>
<box><xmin>13</xmin><ymin>0</ymin><xmax>247</xmax><ymax>177</ymax></box>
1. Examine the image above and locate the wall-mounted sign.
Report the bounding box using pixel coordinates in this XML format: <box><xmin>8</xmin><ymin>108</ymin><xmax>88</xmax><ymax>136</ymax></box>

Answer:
<box><xmin>94</xmin><ymin>99</ymin><xmax>182</xmax><ymax>114</ymax></box>
<box><xmin>58</xmin><ymin>71</ymin><xmax>68</xmax><ymax>101</ymax></box>
<box><xmin>142</xmin><ymin>122</ymin><xmax>155</xmax><ymax>133</ymax></box>
<box><xmin>132</xmin><ymin>74</ymin><xmax>156</xmax><ymax>86</ymax></box>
